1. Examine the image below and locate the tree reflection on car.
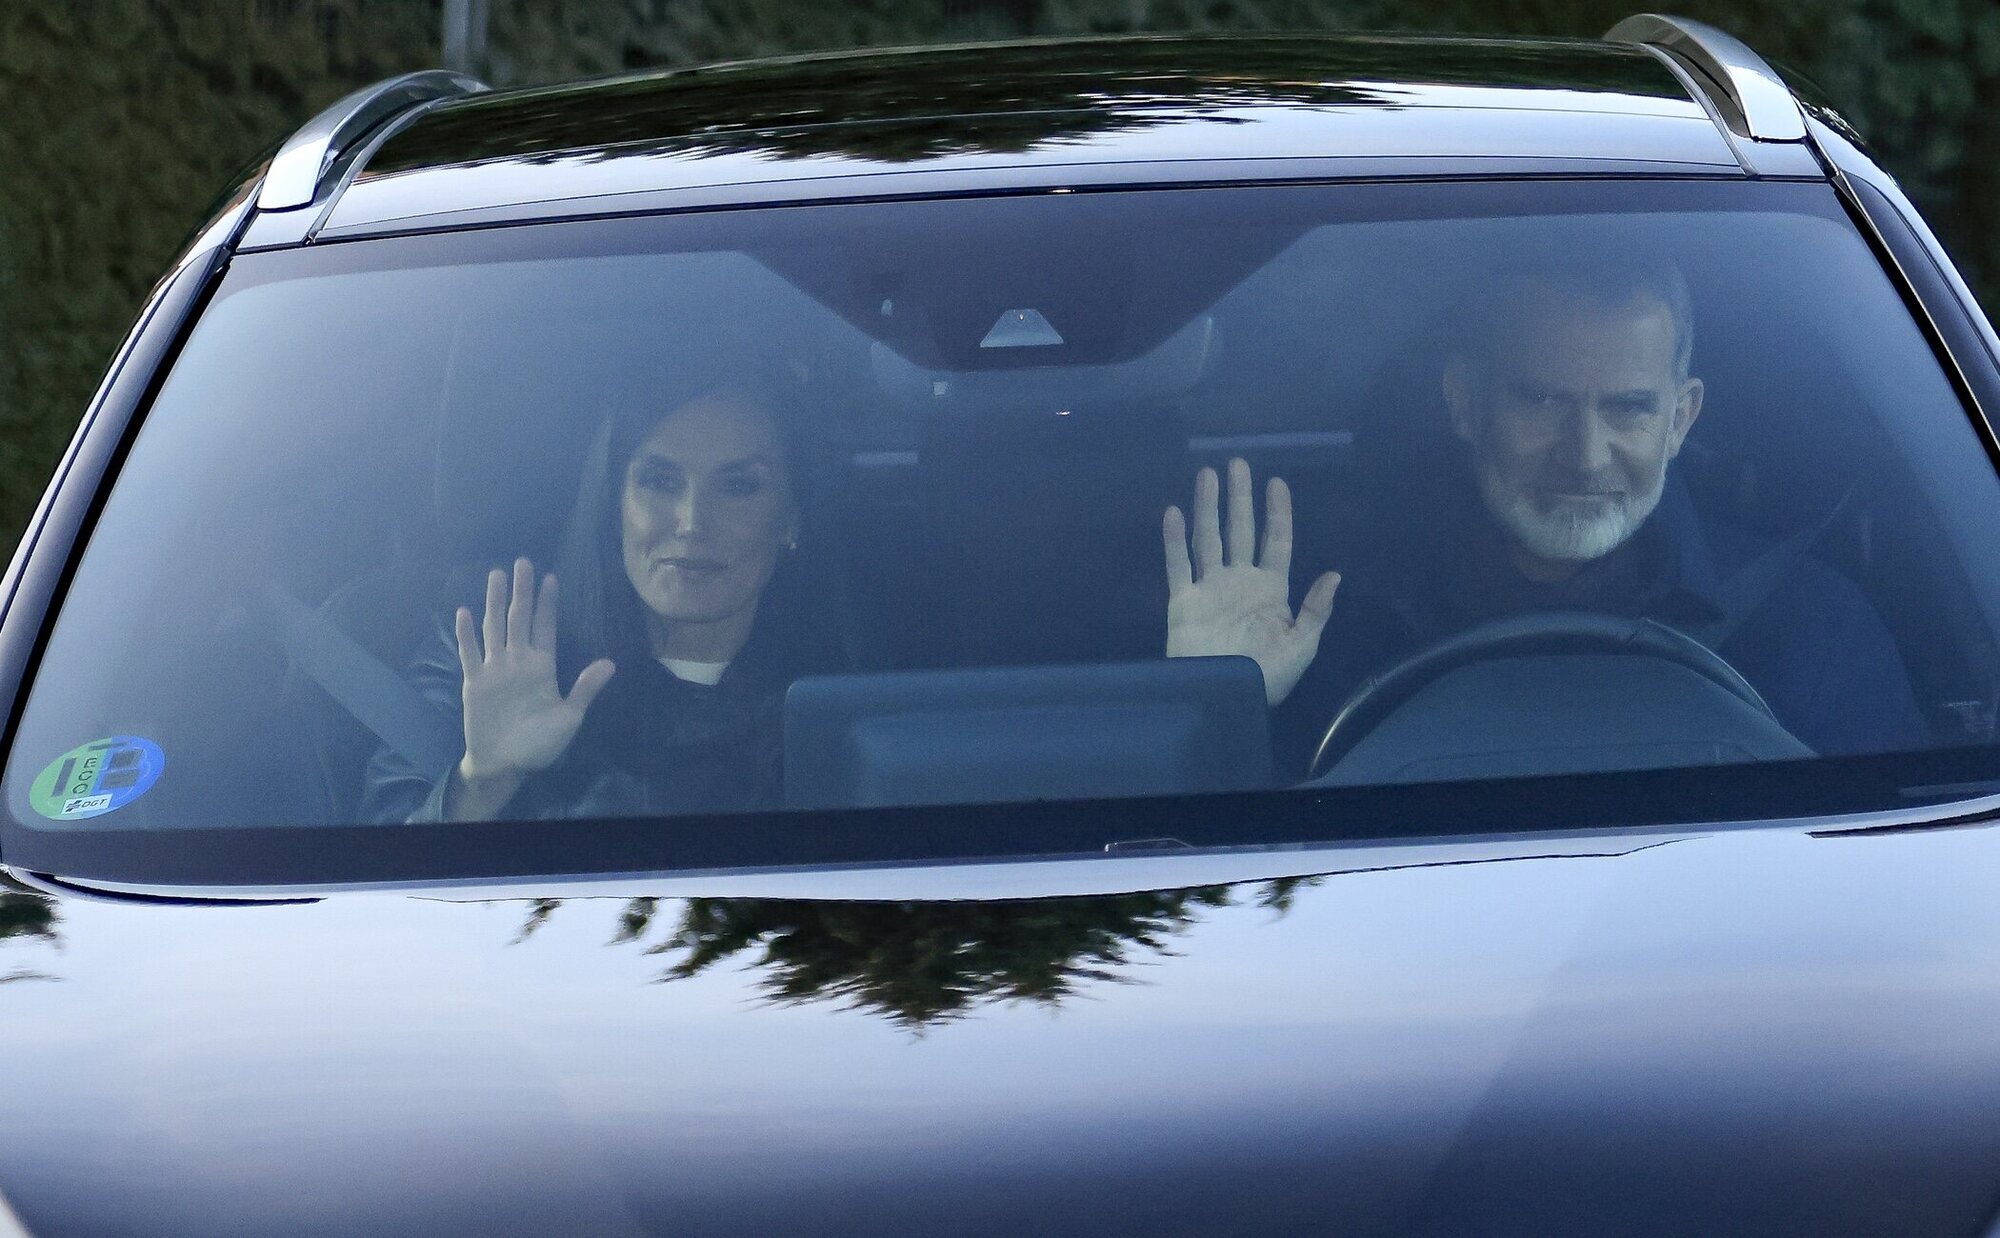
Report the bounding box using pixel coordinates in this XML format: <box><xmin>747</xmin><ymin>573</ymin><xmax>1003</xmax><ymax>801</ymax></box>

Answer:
<box><xmin>510</xmin><ymin>877</ymin><xmax>1322</xmax><ymax>1030</ymax></box>
<box><xmin>0</xmin><ymin>887</ymin><xmax>60</xmax><ymax>986</ymax></box>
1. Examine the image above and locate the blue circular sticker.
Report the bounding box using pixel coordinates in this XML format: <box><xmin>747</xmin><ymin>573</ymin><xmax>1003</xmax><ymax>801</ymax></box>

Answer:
<box><xmin>29</xmin><ymin>737</ymin><xmax>165</xmax><ymax>821</ymax></box>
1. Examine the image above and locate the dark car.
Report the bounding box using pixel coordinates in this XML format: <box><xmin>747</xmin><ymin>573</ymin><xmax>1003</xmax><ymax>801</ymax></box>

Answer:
<box><xmin>8</xmin><ymin>15</ymin><xmax>2000</xmax><ymax>1234</ymax></box>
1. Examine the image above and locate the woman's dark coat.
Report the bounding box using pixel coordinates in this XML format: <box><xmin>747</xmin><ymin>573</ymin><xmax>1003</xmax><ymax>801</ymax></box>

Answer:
<box><xmin>362</xmin><ymin>566</ymin><xmax>834</xmax><ymax>824</ymax></box>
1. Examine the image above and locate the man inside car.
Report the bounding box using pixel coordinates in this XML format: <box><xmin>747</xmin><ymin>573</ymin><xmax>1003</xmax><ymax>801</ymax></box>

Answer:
<box><xmin>1165</xmin><ymin>257</ymin><xmax>1928</xmax><ymax>773</ymax></box>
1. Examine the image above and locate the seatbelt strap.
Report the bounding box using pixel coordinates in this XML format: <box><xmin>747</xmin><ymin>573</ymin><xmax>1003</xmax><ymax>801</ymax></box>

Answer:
<box><xmin>1696</xmin><ymin>483</ymin><xmax>1861</xmax><ymax>648</ymax></box>
<box><xmin>255</xmin><ymin>584</ymin><xmax>462</xmax><ymax>778</ymax></box>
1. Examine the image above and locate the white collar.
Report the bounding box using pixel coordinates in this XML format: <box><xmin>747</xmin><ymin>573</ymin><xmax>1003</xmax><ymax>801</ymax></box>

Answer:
<box><xmin>658</xmin><ymin>656</ymin><xmax>729</xmax><ymax>686</ymax></box>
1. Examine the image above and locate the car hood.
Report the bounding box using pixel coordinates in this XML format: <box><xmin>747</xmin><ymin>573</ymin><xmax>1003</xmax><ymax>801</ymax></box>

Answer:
<box><xmin>3</xmin><ymin>822</ymin><xmax>1999</xmax><ymax>1236</ymax></box>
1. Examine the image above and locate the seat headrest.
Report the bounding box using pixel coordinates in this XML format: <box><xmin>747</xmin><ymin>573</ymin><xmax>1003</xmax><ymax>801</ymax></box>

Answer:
<box><xmin>430</xmin><ymin>319</ymin><xmax>620</xmax><ymax>564</ymax></box>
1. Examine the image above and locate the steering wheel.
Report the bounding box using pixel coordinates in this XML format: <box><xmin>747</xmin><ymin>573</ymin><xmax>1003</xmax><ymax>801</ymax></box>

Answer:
<box><xmin>1306</xmin><ymin>611</ymin><xmax>1782</xmax><ymax>781</ymax></box>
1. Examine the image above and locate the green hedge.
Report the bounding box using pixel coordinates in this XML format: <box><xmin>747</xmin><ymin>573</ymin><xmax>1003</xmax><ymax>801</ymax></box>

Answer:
<box><xmin>0</xmin><ymin>0</ymin><xmax>438</xmax><ymax>546</ymax></box>
<box><xmin>4</xmin><ymin>0</ymin><xmax>1997</xmax><ymax>547</ymax></box>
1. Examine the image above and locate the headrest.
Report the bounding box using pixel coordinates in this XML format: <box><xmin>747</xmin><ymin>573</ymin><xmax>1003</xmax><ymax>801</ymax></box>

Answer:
<box><xmin>429</xmin><ymin>316</ymin><xmax>625</xmax><ymax>564</ymax></box>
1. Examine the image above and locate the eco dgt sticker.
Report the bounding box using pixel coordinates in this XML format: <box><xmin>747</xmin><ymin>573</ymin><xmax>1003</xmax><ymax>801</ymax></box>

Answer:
<box><xmin>30</xmin><ymin>737</ymin><xmax>164</xmax><ymax>821</ymax></box>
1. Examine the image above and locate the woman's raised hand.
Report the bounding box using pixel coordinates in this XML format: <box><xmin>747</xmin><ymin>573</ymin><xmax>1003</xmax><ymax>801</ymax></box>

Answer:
<box><xmin>1163</xmin><ymin>458</ymin><xmax>1340</xmax><ymax>707</ymax></box>
<box><xmin>453</xmin><ymin>558</ymin><xmax>616</xmax><ymax>788</ymax></box>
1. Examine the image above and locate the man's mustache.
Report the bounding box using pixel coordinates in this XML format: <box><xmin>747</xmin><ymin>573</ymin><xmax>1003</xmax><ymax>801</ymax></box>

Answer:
<box><xmin>1527</xmin><ymin>477</ymin><xmax>1626</xmax><ymax>500</ymax></box>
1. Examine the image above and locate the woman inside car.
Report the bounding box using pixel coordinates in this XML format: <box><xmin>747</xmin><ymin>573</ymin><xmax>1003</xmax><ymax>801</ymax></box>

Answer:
<box><xmin>362</xmin><ymin>359</ymin><xmax>837</xmax><ymax>823</ymax></box>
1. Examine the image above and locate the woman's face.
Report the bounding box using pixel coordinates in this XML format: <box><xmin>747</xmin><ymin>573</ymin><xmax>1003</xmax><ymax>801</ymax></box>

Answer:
<box><xmin>619</xmin><ymin>393</ymin><xmax>798</xmax><ymax>634</ymax></box>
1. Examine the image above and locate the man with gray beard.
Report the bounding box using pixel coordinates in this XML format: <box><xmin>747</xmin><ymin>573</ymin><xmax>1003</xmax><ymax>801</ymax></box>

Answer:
<box><xmin>1166</xmin><ymin>259</ymin><xmax>1926</xmax><ymax>772</ymax></box>
<box><xmin>1446</xmin><ymin>263</ymin><xmax>1701</xmax><ymax>580</ymax></box>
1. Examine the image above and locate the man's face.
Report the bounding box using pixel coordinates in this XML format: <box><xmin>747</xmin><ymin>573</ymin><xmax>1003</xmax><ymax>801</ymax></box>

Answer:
<box><xmin>1444</xmin><ymin>283</ymin><xmax>1704</xmax><ymax>578</ymax></box>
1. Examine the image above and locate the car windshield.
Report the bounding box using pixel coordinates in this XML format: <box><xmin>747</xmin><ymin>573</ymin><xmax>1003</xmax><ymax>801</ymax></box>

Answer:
<box><xmin>9</xmin><ymin>178</ymin><xmax>2000</xmax><ymax>884</ymax></box>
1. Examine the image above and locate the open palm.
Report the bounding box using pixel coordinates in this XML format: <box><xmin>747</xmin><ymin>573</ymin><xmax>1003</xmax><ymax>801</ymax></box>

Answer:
<box><xmin>1163</xmin><ymin>458</ymin><xmax>1339</xmax><ymax>707</ymax></box>
<box><xmin>454</xmin><ymin>557</ymin><xmax>616</xmax><ymax>781</ymax></box>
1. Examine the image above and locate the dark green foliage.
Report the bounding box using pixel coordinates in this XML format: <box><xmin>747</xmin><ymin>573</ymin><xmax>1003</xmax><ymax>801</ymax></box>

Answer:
<box><xmin>3</xmin><ymin>0</ymin><xmax>1996</xmax><ymax>551</ymax></box>
<box><xmin>0</xmin><ymin>0</ymin><xmax>439</xmax><ymax>549</ymax></box>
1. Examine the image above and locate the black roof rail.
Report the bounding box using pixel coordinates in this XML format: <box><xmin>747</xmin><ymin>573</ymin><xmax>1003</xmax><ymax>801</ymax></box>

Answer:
<box><xmin>259</xmin><ymin>70</ymin><xmax>488</xmax><ymax>211</ymax></box>
<box><xmin>1606</xmin><ymin>14</ymin><xmax>1805</xmax><ymax>143</ymax></box>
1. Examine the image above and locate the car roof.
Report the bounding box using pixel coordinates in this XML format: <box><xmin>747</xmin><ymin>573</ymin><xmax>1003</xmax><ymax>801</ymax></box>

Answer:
<box><xmin>283</xmin><ymin>33</ymin><xmax>1759</xmax><ymax>245</ymax></box>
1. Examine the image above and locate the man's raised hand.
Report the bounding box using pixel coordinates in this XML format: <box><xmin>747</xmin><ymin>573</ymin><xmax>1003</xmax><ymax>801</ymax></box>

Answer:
<box><xmin>1163</xmin><ymin>458</ymin><xmax>1339</xmax><ymax>707</ymax></box>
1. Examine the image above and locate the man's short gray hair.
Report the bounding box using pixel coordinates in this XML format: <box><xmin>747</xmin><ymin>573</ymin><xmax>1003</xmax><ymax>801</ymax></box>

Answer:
<box><xmin>1454</xmin><ymin>256</ymin><xmax>1696</xmax><ymax>383</ymax></box>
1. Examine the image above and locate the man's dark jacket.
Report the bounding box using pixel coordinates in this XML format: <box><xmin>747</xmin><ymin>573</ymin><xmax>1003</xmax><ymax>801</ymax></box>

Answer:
<box><xmin>1275</xmin><ymin>468</ymin><xmax>1928</xmax><ymax>777</ymax></box>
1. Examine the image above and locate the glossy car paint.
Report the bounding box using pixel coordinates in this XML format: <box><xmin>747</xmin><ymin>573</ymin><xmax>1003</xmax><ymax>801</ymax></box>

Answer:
<box><xmin>5</xmin><ymin>821</ymin><xmax>2000</xmax><ymax>1234</ymax></box>
<box><xmin>9</xmin><ymin>28</ymin><xmax>2000</xmax><ymax>1238</ymax></box>
<box><xmin>367</xmin><ymin>34</ymin><xmax>1701</xmax><ymax>171</ymax></box>
<box><xmin>295</xmin><ymin>35</ymin><xmax>1746</xmax><ymax>245</ymax></box>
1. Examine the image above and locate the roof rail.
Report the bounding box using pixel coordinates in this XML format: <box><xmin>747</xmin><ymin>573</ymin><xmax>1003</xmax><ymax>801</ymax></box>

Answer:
<box><xmin>1606</xmin><ymin>14</ymin><xmax>1805</xmax><ymax>143</ymax></box>
<box><xmin>259</xmin><ymin>70</ymin><xmax>488</xmax><ymax>211</ymax></box>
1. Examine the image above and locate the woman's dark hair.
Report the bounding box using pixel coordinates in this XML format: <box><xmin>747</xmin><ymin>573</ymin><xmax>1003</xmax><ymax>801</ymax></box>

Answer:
<box><xmin>551</xmin><ymin>353</ymin><xmax>821</xmax><ymax>684</ymax></box>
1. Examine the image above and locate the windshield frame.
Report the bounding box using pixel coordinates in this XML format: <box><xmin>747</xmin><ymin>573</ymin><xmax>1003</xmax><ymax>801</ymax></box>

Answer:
<box><xmin>8</xmin><ymin>745</ymin><xmax>2000</xmax><ymax>892</ymax></box>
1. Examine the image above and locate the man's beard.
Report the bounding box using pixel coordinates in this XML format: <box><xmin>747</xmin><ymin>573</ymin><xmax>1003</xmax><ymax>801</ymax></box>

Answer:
<box><xmin>1476</xmin><ymin>456</ymin><xmax>1668</xmax><ymax>565</ymax></box>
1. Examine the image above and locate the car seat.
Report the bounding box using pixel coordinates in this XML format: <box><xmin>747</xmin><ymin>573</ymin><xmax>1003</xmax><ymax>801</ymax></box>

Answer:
<box><xmin>278</xmin><ymin>320</ymin><xmax>605</xmax><ymax>821</ymax></box>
